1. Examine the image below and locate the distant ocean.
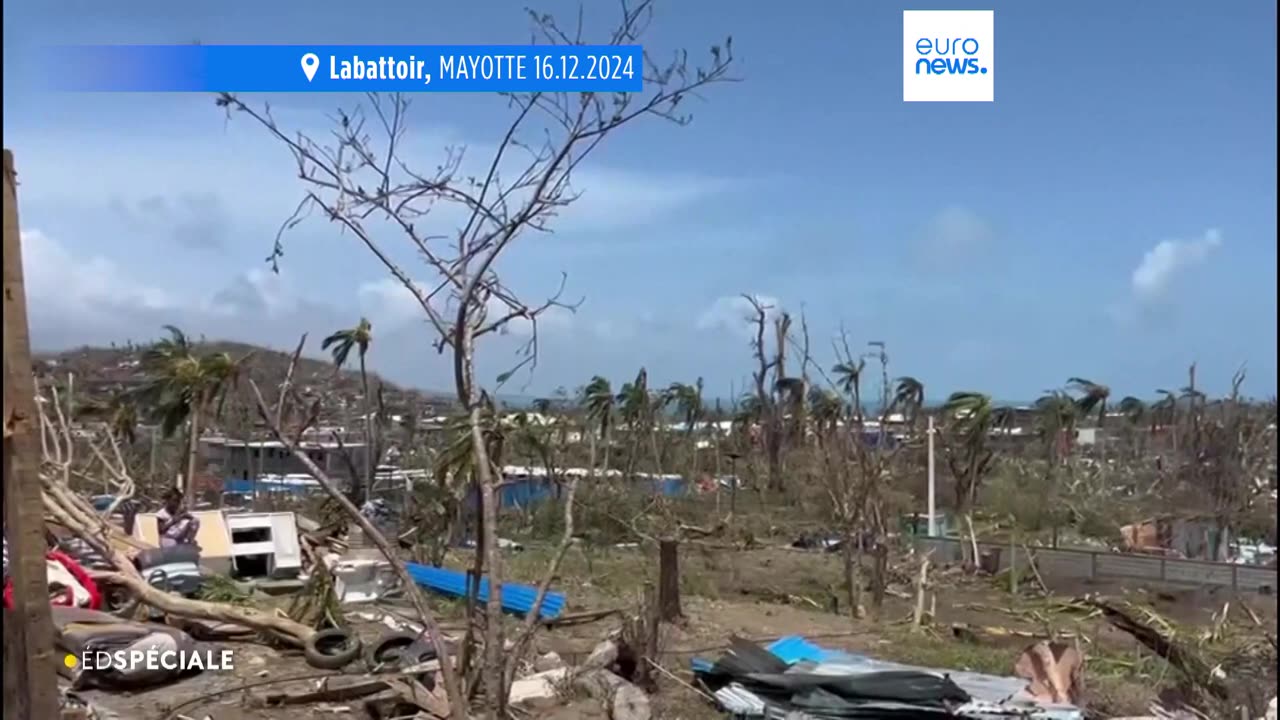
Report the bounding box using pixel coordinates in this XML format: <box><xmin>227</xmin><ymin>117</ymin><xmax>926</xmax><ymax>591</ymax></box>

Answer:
<box><xmin>496</xmin><ymin>393</ymin><xmax>1039</xmax><ymax>411</ymax></box>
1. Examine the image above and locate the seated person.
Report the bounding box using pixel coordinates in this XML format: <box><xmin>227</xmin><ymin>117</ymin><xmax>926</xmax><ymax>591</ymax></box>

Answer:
<box><xmin>156</xmin><ymin>490</ymin><xmax>200</xmax><ymax>549</ymax></box>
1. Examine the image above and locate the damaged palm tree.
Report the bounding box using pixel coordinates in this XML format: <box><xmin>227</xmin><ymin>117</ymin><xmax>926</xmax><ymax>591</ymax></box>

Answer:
<box><xmin>1091</xmin><ymin>595</ymin><xmax>1277</xmax><ymax>718</ymax></box>
<box><xmin>941</xmin><ymin>391</ymin><xmax>1000</xmax><ymax>568</ymax></box>
<box><xmin>218</xmin><ymin>7</ymin><xmax>735</xmax><ymax>712</ymax></box>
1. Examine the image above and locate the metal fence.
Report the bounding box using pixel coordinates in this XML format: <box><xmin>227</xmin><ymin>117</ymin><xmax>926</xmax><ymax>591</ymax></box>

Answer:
<box><xmin>915</xmin><ymin>536</ymin><xmax>1277</xmax><ymax>593</ymax></box>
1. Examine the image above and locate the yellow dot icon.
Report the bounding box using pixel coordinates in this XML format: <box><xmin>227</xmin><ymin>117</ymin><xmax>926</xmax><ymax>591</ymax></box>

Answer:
<box><xmin>64</xmin><ymin>654</ymin><xmax>78</xmax><ymax>668</ymax></box>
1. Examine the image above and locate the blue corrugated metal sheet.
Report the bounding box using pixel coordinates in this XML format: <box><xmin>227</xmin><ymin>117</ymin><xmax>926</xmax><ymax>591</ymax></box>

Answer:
<box><xmin>651</xmin><ymin>477</ymin><xmax>689</xmax><ymax>496</ymax></box>
<box><xmin>467</xmin><ymin>475</ymin><xmax>690</xmax><ymax>513</ymax></box>
<box><xmin>690</xmin><ymin>635</ymin><xmax>858</xmax><ymax>673</ymax></box>
<box><xmin>404</xmin><ymin>562</ymin><xmax>565</xmax><ymax>620</ymax></box>
<box><xmin>222</xmin><ymin>478</ymin><xmax>314</xmax><ymax>495</ymax></box>
<box><xmin>500</xmin><ymin>478</ymin><xmax>558</xmax><ymax>509</ymax></box>
<box><xmin>766</xmin><ymin>635</ymin><xmax>859</xmax><ymax>664</ymax></box>
<box><xmin>465</xmin><ymin>478</ymin><xmax>559</xmax><ymax>511</ymax></box>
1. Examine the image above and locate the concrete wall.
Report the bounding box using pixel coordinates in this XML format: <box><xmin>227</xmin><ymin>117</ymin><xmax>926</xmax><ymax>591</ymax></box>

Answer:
<box><xmin>916</xmin><ymin>537</ymin><xmax>1277</xmax><ymax>593</ymax></box>
<box><xmin>203</xmin><ymin>441</ymin><xmax>369</xmax><ymax>482</ymax></box>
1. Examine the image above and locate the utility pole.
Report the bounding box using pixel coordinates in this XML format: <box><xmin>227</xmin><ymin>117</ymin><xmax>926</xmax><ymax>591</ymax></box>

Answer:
<box><xmin>866</xmin><ymin>341</ymin><xmax>890</xmax><ymax>417</ymax></box>
<box><xmin>927</xmin><ymin>414</ymin><xmax>937</xmax><ymax>537</ymax></box>
<box><xmin>864</xmin><ymin>341</ymin><xmax>891</xmax><ymax>455</ymax></box>
<box><xmin>3</xmin><ymin>148</ymin><xmax>60</xmax><ymax>720</ymax></box>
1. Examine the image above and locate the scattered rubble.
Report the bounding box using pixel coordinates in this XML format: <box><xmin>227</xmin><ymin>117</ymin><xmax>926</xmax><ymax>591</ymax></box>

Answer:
<box><xmin>693</xmin><ymin>634</ymin><xmax>1084</xmax><ymax>719</ymax></box>
<box><xmin>9</xmin><ymin>395</ymin><xmax>1275</xmax><ymax>719</ymax></box>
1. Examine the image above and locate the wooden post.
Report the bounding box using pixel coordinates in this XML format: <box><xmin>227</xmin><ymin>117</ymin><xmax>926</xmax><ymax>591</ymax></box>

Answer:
<box><xmin>640</xmin><ymin>582</ymin><xmax>659</xmax><ymax>692</ymax></box>
<box><xmin>911</xmin><ymin>553</ymin><xmax>930</xmax><ymax>630</ymax></box>
<box><xmin>3</xmin><ymin>149</ymin><xmax>60</xmax><ymax>720</ymax></box>
<box><xmin>657</xmin><ymin>538</ymin><xmax>682</xmax><ymax>622</ymax></box>
<box><xmin>727</xmin><ymin>454</ymin><xmax>739</xmax><ymax>515</ymax></box>
<box><xmin>1009</xmin><ymin>532</ymin><xmax>1018</xmax><ymax>595</ymax></box>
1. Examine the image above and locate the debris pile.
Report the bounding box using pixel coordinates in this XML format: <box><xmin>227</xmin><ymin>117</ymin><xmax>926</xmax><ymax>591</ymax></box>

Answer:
<box><xmin>693</xmin><ymin>635</ymin><xmax>1084</xmax><ymax>719</ymax></box>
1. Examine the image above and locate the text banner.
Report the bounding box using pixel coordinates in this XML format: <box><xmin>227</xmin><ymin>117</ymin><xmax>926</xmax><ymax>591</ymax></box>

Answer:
<box><xmin>39</xmin><ymin>45</ymin><xmax>645</xmax><ymax>93</ymax></box>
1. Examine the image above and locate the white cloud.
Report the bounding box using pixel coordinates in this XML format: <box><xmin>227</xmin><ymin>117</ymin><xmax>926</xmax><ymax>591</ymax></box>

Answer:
<box><xmin>15</xmin><ymin>228</ymin><xmax>606</xmax><ymax>393</ymax></box>
<box><xmin>11</xmin><ymin>105</ymin><xmax>728</xmax><ymax>242</ymax></box>
<box><xmin>1109</xmin><ymin>228</ymin><xmax>1224</xmax><ymax>326</ymax></box>
<box><xmin>19</xmin><ymin>227</ymin><xmax>342</xmax><ymax>352</ymax></box>
<box><xmin>559</xmin><ymin>168</ymin><xmax>728</xmax><ymax>232</ymax></box>
<box><xmin>1130</xmin><ymin>228</ymin><xmax>1223</xmax><ymax>303</ymax></box>
<box><xmin>696</xmin><ymin>294</ymin><xmax>781</xmax><ymax>338</ymax></box>
<box><xmin>917</xmin><ymin>206</ymin><xmax>995</xmax><ymax>261</ymax></box>
<box><xmin>357</xmin><ymin>277</ymin><xmax>426</xmax><ymax>329</ymax></box>
<box><xmin>21</xmin><ymin>229</ymin><xmax>174</xmax><ymax>318</ymax></box>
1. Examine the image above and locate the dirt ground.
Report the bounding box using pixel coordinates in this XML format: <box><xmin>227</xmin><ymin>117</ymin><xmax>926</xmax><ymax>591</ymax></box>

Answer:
<box><xmin>76</xmin><ymin>543</ymin><xmax>1278</xmax><ymax>719</ymax></box>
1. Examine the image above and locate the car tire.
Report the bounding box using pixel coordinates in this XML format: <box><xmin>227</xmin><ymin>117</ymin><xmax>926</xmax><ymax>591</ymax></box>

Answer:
<box><xmin>304</xmin><ymin>628</ymin><xmax>363</xmax><ymax>670</ymax></box>
<box><xmin>101</xmin><ymin>582</ymin><xmax>140</xmax><ymax>617</ymax></box>
<box><xmin>365</xmin><ymin>631</ymin><xmax>437</xmax><ymax>672</ymax></box>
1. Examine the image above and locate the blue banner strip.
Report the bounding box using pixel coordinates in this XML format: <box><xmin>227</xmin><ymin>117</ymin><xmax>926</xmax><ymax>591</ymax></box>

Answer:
<box><xmin>38</xmin><ymin>45</ymin><xmax>645</xmax><ymax>93</ymax></box>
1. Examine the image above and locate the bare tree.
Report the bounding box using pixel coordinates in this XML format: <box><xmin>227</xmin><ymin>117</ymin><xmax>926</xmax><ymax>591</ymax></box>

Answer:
<box><xmin>743</xmin><ymin>295</ymin><xmax>787</xmax><ymax>492</ymax></box>
<box><xmin>217</xmin><ymin>4</ymin><xmax>735</xmax><ymax>713</ymax></box>
<box><xmin>1178</xmin><ymin>367</ymin><xmax>1275</xmax><ymax>560</ymax></box>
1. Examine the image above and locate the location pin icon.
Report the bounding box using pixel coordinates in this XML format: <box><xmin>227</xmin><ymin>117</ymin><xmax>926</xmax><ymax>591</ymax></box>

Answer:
<box><xmin>300</xmin><ymin>53</ymin><xmax>319</xmax><ymax>82</ymax></box>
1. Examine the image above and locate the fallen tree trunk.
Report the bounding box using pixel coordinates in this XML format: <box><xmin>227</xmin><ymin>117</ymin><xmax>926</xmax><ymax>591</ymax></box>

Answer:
<box><xmin>43</xmin><ymin>474</ymin><xmax>316</xmax><ymax>646</ymax></box>
<box><xmin>30</xmin><ymin>375</ymin><xmax>326</xmax><ymax>650</ymax></box>
<box><xmin>101</xmin><ymin>571</ymin><xmax>313</xmax><ymax>646</ymax></box>
<box><xmin>1091</xmin><ymin>598</ymin><xmax>1227</xmax><ymax>700</ymax></box>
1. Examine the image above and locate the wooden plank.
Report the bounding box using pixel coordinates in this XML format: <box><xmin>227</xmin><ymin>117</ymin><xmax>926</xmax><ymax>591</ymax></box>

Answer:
<box><xmin>263</xmin><ymin>678</ymin><xmax>390</xmax><ymax>705</ymax></box>
<box><xmin>3</xmin><ymin>148</ymin><xmax>60</xmax><ymax>720</ymax></box>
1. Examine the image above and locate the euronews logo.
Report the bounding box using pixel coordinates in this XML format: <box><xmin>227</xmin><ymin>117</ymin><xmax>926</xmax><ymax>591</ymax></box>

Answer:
<box><xmin>914</xmin><ymin>38</ymin><xmax>988</xmax><ymax>77</ymax></box>
<box><xmin>902</xmin><ymin>10</ymin><xmax>994</xmax><ymax>103</ymax></box>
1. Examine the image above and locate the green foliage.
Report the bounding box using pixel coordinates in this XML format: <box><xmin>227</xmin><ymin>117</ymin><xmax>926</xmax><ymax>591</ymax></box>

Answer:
<box><xmin>132</xmin><ymin>325</ymin><xmax>242</xmax><ymax>437</ymax></box>
<box><xmin>286</xmin><ymin>560</ymin><xmax>344</xmax><ymax>630</ymax></box>
<box><xmin>1067</xmin><ymin>377</ymin><xmax>1111</xmax><ymax>424</ymax></box>
<box><xmin>320</xmin><ymin>318</ymin><xmax>372</xmax><ymax>370</ymax></box>
<box><xmin>195</xmin><ymin>574</ymin><xmax>255</xmax><ymax>606</ymax></box>
<box><xmin>985</xmin><ymin>461</ymin><xmax>1058</xmax><ymax>534</ymax></box>
<box><xmin>892</xmin><ymin>376</ymin><xmax>926</xmax><ymax>425</ymax></box>
<box><xmin>581</xmin><ymin>375</ymin><xmax>615</xmax><ymax>437</ymax></box>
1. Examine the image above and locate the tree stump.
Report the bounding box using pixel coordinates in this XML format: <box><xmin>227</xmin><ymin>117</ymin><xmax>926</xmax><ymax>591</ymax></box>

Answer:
<box><xmin>658</xmin><ymin>538</ymin><xmax>682</xmax><ymax>622</ymax></box>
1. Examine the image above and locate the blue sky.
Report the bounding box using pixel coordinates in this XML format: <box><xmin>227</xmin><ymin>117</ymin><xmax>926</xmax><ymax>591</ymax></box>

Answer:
<box><xmin>3</xmin><ymin>0</ymin><xmax>1276</xmax><ymax>403</ymax></box>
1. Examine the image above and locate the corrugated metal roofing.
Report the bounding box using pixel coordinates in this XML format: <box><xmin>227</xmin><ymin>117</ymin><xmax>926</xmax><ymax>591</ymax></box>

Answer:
<box><xmin>693</xmin><ymin>635</ymin><xmax>1084</xmax><ymax>720</ymax></box>
<box><xmin>767</xmin><ymin>635</ymin><xmax>858</xmax><ymax>664</ymax></box>
<box><xmin>404</xmin><ymin>562</ymin><xmax>565</xmax><ymax>620</ymax></box>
